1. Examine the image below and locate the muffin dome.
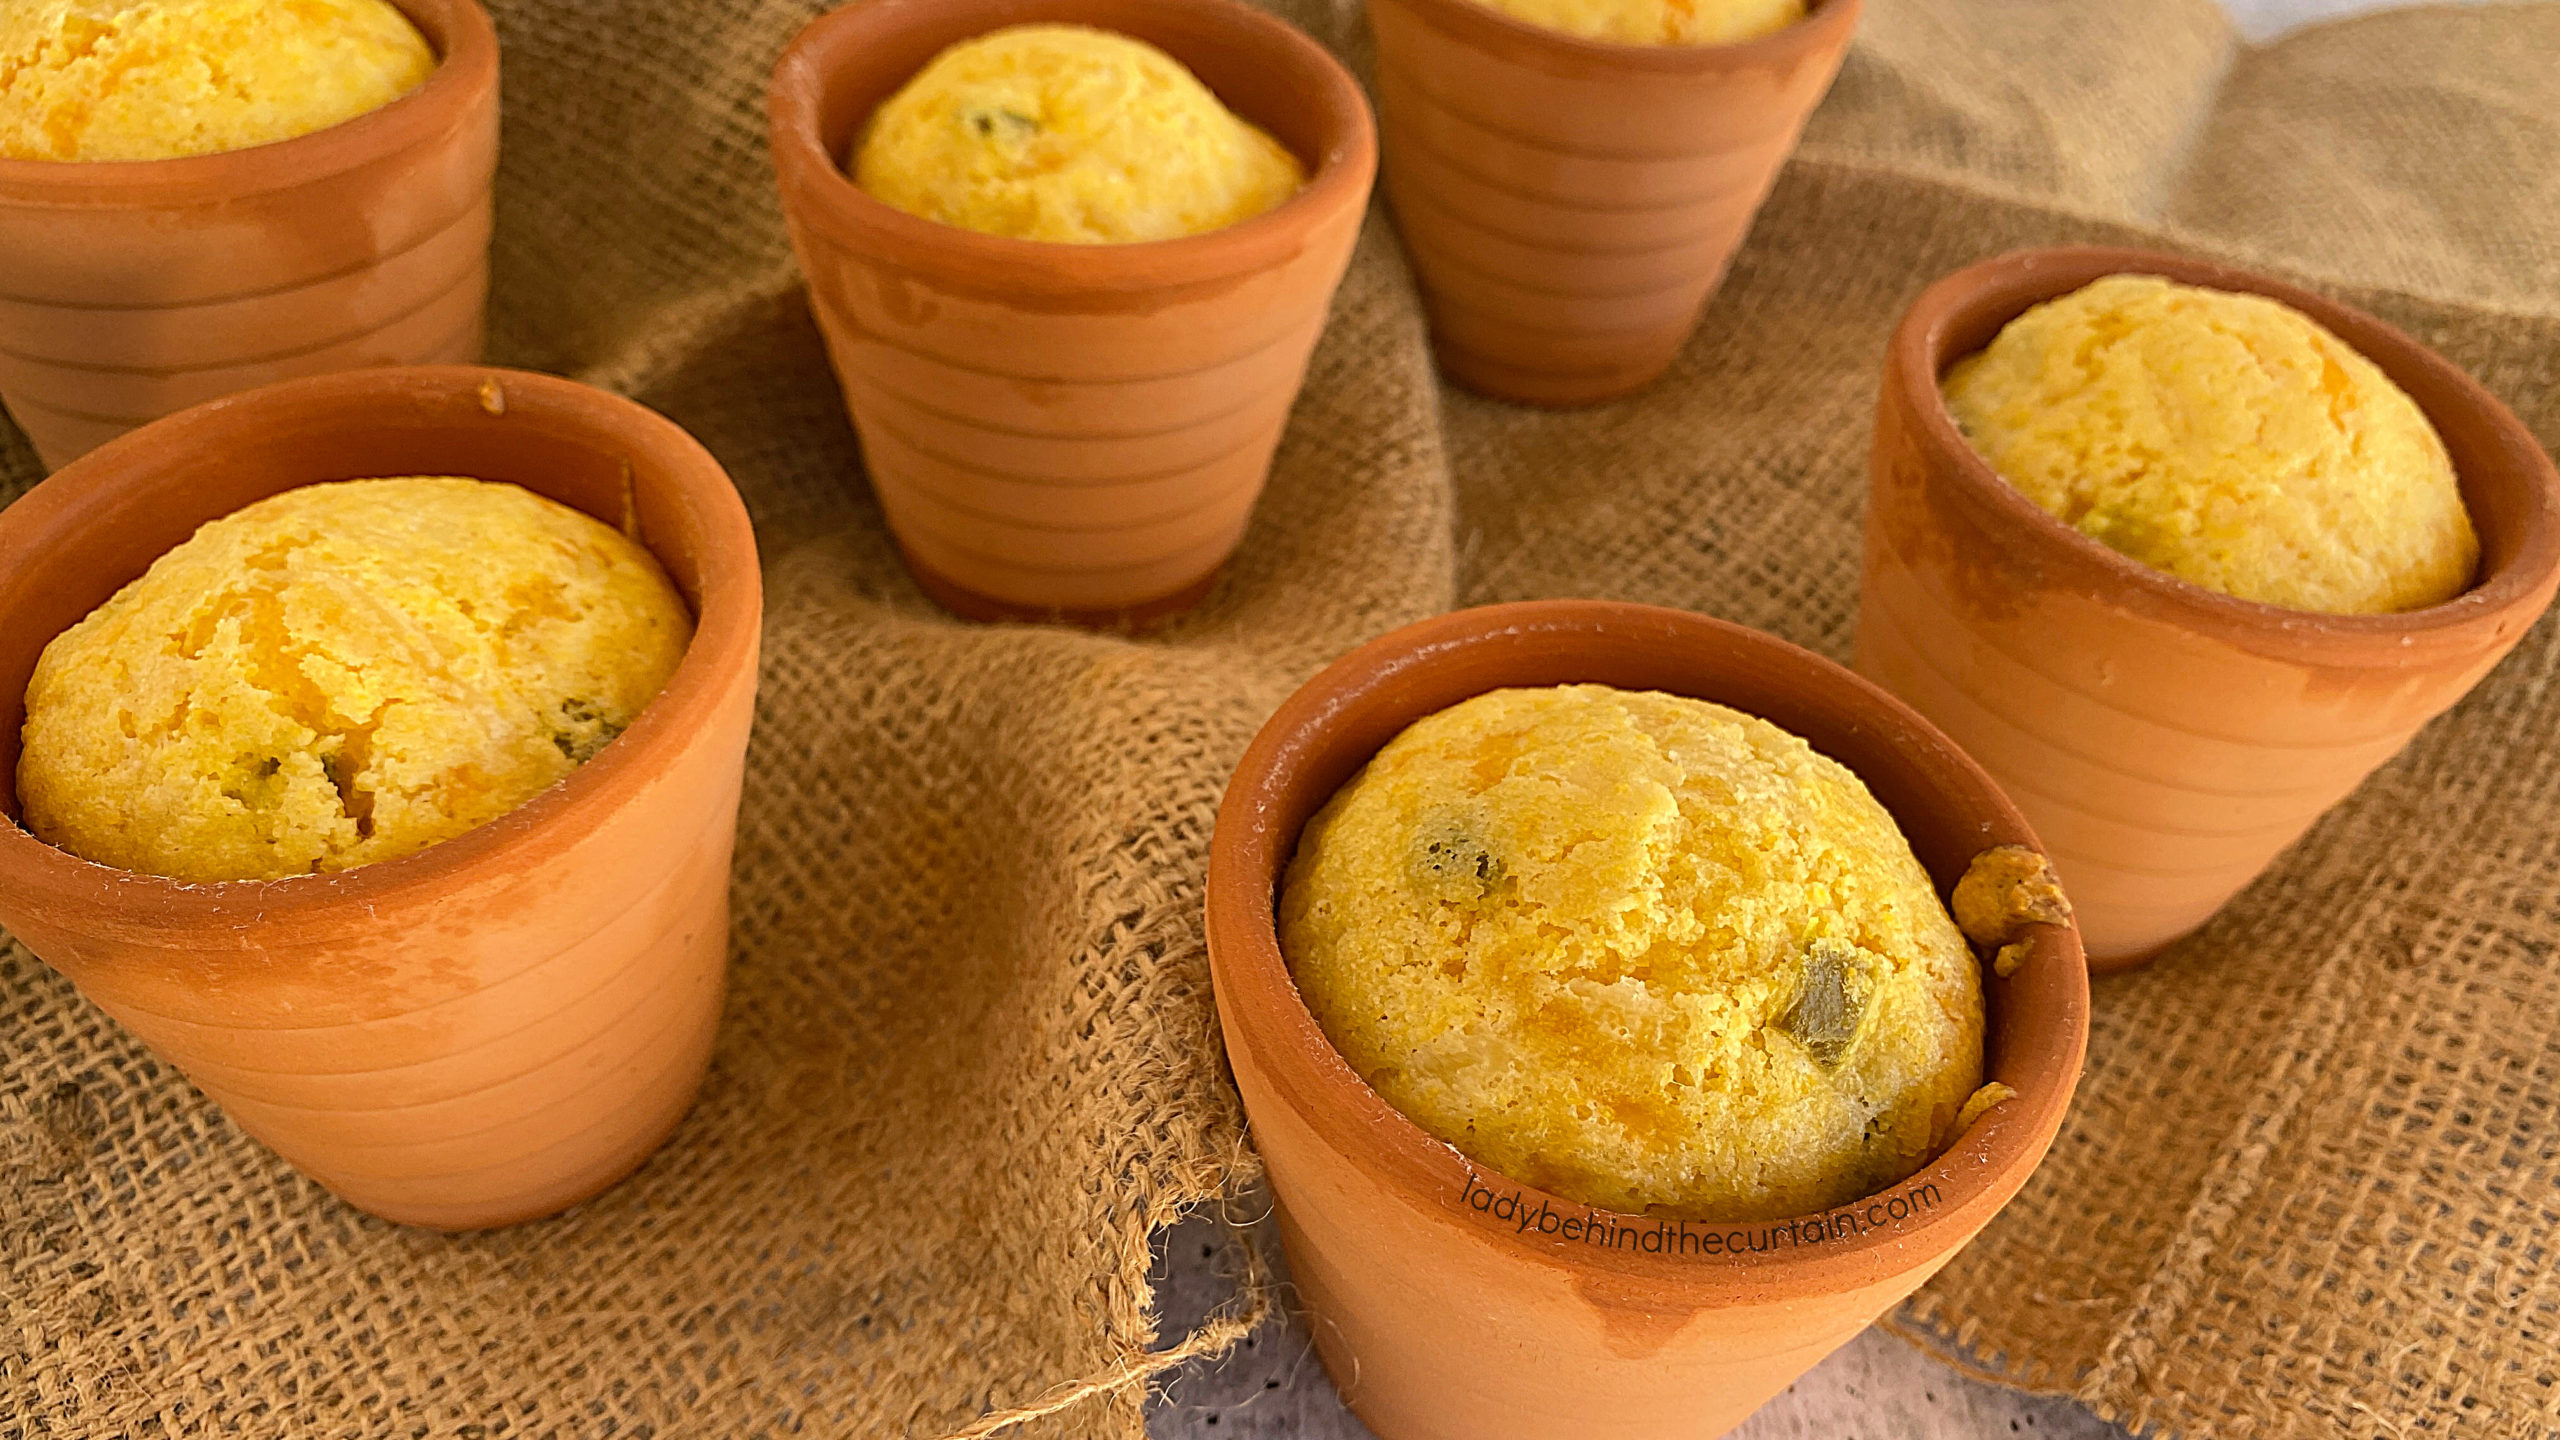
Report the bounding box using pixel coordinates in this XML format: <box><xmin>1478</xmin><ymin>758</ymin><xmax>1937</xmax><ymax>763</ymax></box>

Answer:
<box><xmin>852</xmin><ymin>23</ymin><xmax>1304</xmax><ymax>244</ymax></box>
<box><xmin>1470</xmin><ymin>0</ymin><xmax>1803</xmax><ymax>45</ymax></box>
<box><xmin>1280</xmin><ymin>684</ymin><xmax>1985</xmax><ymax>1222</ymax></box>
<box><xmin>1942</xmin><ymin>274</ymin><xmax>2478</xmax><ymax>615</ymax></box>
<box><xmin>0</xmin><ymin>0</ymin><xmax>436</xmax><ymax>162</ymax></box>
<box><xmin>19</xmin><ymin>478</ymin><xmax>693</xmax><ymax>882</ymax></box>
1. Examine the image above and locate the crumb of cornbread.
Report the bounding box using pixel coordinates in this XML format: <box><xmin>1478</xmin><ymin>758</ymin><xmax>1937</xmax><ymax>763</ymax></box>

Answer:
<box><xmin>1951</xmin><ymin>844</ymin><xmax>2070</xmax><ymax>951</ymax></box>
<box><xmin>1279</xmin><ymin>685</ymin><xmax>1985</xmax><ymax>1223</ymax></box>
<box><xmin>1954</xmin><ymin>1080</ymin><xmax>2015</xmax><ymax>1133</ymax></box>
<box><xmin>851</xmin><ymin>24</ymin><xmax>1307</xmax><ymax>245</ymax></box>
<box><xmin>0</xmin><ymin>0</ymin><xmax>436</xmax><ymax>162</ymax></box>
<box><xmin>1471</xmin><ymin>0</ymin><xmax>1804</xmax><ymax>45</ymax></box>
<box><xmin>18</xmin><ymin>479</ymin><xmax>693</xmax><ymax>883</ymax></box>
<box><xmin>1943</xmin><ymin>274</ymin><xmax>2479</xmax><ymax>615</ymax></box>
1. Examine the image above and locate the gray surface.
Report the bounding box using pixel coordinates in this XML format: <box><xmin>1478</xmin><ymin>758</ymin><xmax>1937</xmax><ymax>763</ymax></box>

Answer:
<box><xmin>2218</xmin><ymin>0</ymin><xmax>2500</xmax><ymax>37</ymax></box>
<box><xmin>1141</xmin><ymin>1</ymin><xmax>2442</xmax><ymax>1434</ymax></box>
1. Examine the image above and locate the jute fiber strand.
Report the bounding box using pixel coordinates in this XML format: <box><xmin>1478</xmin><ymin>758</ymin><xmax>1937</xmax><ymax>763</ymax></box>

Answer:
<box><xmin>2</xmin><ymin>0</ymin><xmax>2556</xmax><ymax>1436</ymax></box>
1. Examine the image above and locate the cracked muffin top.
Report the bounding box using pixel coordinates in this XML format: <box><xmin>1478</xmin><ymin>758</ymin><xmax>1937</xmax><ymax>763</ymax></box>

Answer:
<box><xmin>18</xmin><ymin>478</ymin><xmax>692</xmax><ymax>882</ymax></box>
<box><xmin>851</xmin><ymin>23</ymin><xmax>1305</xmax><ymax>245</ymax></box>
<box><xmin>1468</xmin><ymin>0</ymin><xmax>1803</xmax><ymax>46</ymax></box>
<box><xmin>0</xmin><ymin>0</ymin><xmax>436</xmax><ymax>163</ymax></box>
<box><xmin>1942</xmin><ymin>274</ymin><xmax>2478</xmax><ymax>615</ymax></box>
<box><xmin>1278</xmin><ymin>684</ymin><xmax>1988</xmax><ymax>1223</ymax></box>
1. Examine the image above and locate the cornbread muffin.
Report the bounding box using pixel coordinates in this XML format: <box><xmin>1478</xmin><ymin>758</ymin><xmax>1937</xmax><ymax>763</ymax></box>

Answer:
<box><xmin>20</xmin><ymin>479</ymin><xmax>692</xmax><ymax>883</ymax></box>
<box><xmin>0</xmin><ymin>0</ymin><xmax>435</xmax><ymax>163</ymax></box>
<box><xmin>0</xmin><ymin>0</ymin><xmax>433</xmax><ymax>164</ymax></box>
<box><xmin>1472</xmin><ymin>0</ymin><xmax>1803</xmax><ymax>46</ymax></box>
<box><xmin>852</xmin><ymin>24</ymin><xmax>1306</xmax><ymax>244</ymax></box>
<box><xmin>1280</xmin><ymin>685</ymin><xmax>1986</xmax><ymax>1222</ymax></box>
<box><xmin>1943</xmin><ymin>274</ymin><xmax>2479</xmax><ymax>615</ymax></box>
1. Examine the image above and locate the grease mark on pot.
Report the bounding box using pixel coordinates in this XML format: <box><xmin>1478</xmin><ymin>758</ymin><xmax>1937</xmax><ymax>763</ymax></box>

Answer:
<box><xmin>1570</xmin><ymin>1269</ymin><xmax>1705</xmax><ymax>1359</ymax></box>
<box><xmin>870</xmin><ymin>272</ymin><xmax>944</xmax><ymax>328</ymax></box>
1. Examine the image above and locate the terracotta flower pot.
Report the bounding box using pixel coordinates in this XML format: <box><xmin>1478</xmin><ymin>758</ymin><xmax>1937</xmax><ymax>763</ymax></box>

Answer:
<box><xmin>1366</xmin><ymin>0</ymin><xmax>1858</xmax><ymax>407</ymax></box>
<box><xmin>1856</xmin><ymin>246</ymin><xmax>2560</xmax><ymax>970</ymax></box>
<box><xmin>0</xmin><ymin>0</ymin><xmax>500</xmax><ymax>473</ymax></box>
<box><xmin>768</xmin><ymin>0</ymin><xmax>1376</xmax><ymax>627</ymax></box>
<box><xmin>0</xmin><ymin>367</ymin><xmax>762</xmax><ymax>1231</ymax></box>
<box><xmin>1207</xmin><ymin>600</ymin><xmax>2089</xmax><ymax>1440</ymax></box>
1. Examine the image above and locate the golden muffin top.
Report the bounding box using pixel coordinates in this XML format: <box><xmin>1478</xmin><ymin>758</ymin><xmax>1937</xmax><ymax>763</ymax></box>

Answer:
<box><xmin>0</xmin><ymin>0</ymin><xmax>436</xmax><ymax>162</ymax></box>
<box><xmin>1943</xmin><ymin>274</ymin><xmax>2479</xmax><ymax>615</ymax></box>
<box><xmin>19</xmin><ymin>478</ymin><xmax>693</xmax><ymax>883</ymax></box>
<box><xmin>1470</xmin><ymin>0</ymin><xmax>1804</xmax><ymax>45</ymax></box>
<box><xmin>1280</xmin><ymin>685</ymin><xmax>1987</xmax><ymax>1223</ymax></box>
<box><xmin>851</xmin><ymin>24</ymin><xmax>1306</xmax><ymax>245</ymax></box>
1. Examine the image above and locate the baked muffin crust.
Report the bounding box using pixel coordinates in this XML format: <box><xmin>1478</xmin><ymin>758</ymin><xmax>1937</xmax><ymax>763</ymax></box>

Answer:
<box><xmin>1467</xmin><ymin>0</ymin><xmax>1803</xmax><ymax>45</ymax></box>
<box><xmin>1943</xmin><ymin>274</ymin><xmax>2478</xmax><ymax>615</ymax></box>
<box><xmin>852</xmin><ymin>24</ymin><xmax>1304</xmax><ymax>245</ymax></box>
<box><xmin>1281</xmin><ymin>684</ymin><xmax>1985</xmax><ymax>1222</ymax></box>
<box><xmin>19</xmin><ymin>478</ymin><xmax>692</xmax><ymax>882</ymax></box>
<box><xmin>0</xmin><ymin>0</ymin><xmax>436</xmax><ymax>162</ymax></box>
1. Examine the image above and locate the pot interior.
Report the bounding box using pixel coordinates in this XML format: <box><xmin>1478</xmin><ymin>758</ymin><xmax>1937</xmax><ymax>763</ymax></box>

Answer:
<box><xmin>393</xmin><ymin>0</ymin><xmax>468</xmax><ymax>64</ymax></box>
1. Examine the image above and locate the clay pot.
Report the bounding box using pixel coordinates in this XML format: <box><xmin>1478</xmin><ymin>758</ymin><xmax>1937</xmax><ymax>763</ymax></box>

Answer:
<box><xmin>1207</xmin><ymin>600</ymin><xmax>2089</xmax><ymax>1440</ymax></box>
<box><xmin>0</xmin><ymin>367</ymin><xmax>762</xmax><ymax>1231</ymax></box>
<box><xmin>0</xmin><ymin>0</ymin><xmax>500</xmax><ymax>473</ymax></box>
<box><xmin>1366</xmin><ymin>0</ymin><xmax>1858</xmax><ymax>407</ymax></box>
<box><xmin>1857</xmin><ymin>246</ymin><xmax>2560</xmax><ymax>970</ymax></box>
<box><xmin>768</xmin><ymin>0</ymin><xmax>1375</xmax><ymax>627</ymax></box>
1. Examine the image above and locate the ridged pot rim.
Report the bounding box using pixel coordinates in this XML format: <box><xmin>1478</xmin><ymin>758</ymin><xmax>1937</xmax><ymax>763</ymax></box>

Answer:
<box><xmin>1368</xmin><ymin>0</ymin><xmax>1861</xmax><ymax>76</ymax></box>
<box><xmin>766</xmin><ymin>0</ymin><xmax>1378</xmax><ymax>300</ymax></box>
<box><xmin>0</xmin><ymin>0</ymin><xmax>498</xmax><ymax>208</ymax></box>
<box><xmin>1206</xmin><ymin>600</ymin><xmax>2091</xmax><ymax>1301</ymax></box>
<box><xmin>1893</xmin><ymin>245</ymin><xmax>2560</xmax><ymax>667</ymax></box>
<box><xmin>0</xmin><ymin>366</ymin><xmax>762</xmax><ymax>941</ymax></box>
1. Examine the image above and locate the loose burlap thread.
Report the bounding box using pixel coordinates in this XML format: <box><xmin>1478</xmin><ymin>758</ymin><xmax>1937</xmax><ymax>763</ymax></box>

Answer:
<box><xmin>4</xmin><ymin>1</ymin><xmax>2557</xmax><ymax>1436</ymax></box>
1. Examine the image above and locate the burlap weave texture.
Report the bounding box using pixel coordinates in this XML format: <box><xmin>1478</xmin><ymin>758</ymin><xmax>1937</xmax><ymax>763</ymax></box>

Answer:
<box><xmin>4</xmin><ymin>1</ymin><xmax>2557</xmax><ymax>1436</ymax></box>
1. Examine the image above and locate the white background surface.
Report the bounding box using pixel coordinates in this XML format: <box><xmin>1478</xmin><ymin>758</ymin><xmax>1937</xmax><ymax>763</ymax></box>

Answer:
<box><xmin>2219</xmin><ymin>0</ymin><xmax>2496</xmax><ymax>36</ymax></box>
<box><xmin>1148</xmin><ymin>1</ymin><xmax>2465</xmax><ymax>1436</ymax></box>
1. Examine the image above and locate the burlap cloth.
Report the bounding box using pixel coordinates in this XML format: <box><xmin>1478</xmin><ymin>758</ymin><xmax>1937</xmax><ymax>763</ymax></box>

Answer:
<box><xmin>6</xmin><ymin>0</ymin><xmax>2559</xmax><ymax>1435</ymax></box>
